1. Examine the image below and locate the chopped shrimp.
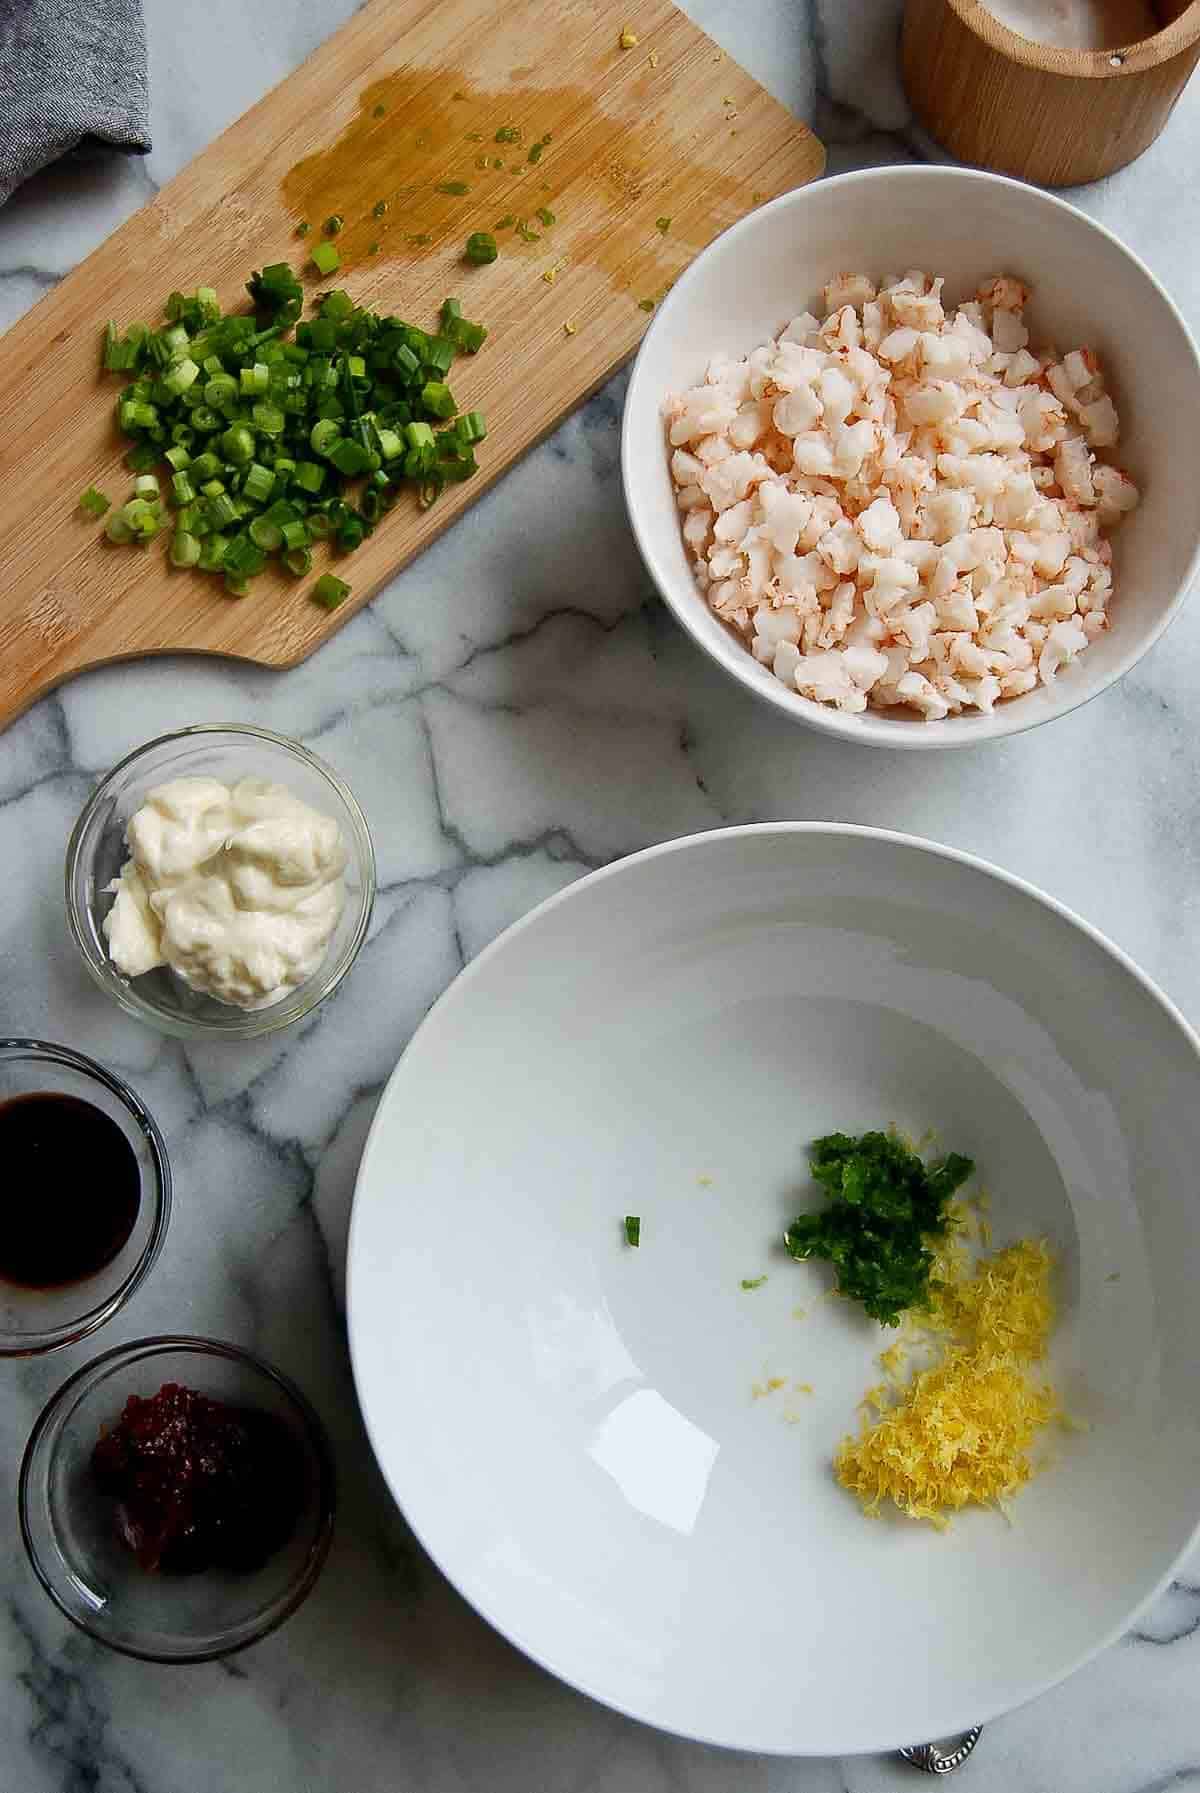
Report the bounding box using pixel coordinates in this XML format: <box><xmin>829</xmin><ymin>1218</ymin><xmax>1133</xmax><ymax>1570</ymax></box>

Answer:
<box><xmin>664</xmin><ymin>272</ymin><xmax>1138</xmax><ymax>721</ymax></box>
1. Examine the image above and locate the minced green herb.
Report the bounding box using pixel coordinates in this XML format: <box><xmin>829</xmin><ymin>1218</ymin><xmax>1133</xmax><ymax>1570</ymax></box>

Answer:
<box><xmin>296</xmin><ymin>220</ymin><xmax>310</xmax><ymax>237</ymax></box>
<box><xmin>372</xmin><ymin>200</ymin><xmax>388</xmax><ymax>218</ymax></box>
<box><xmin>655</xmin><ymin>215</ymin><xmax>672</xmax><ymax>234</ymax></box>
<box><xmin>740</xmin><ymin>1275</ymin><xmax>768</xmax><ymax>1291</ymax></box>
<box><xmin>535</xmin><ymin>206</ymin><xmax>555</xmax><ymax>227</ymax></box>
<box><xmin>624</xmin><ymin>1215</ymin><xmax>641</xmax><ymax>1248</ymax></box>
<box><xmin>638</xmin><ymin>298</ymin><xmax>655</xmax><ymax>312</ymax></box>
<box><xmin>323</xmin><ymin>214</ymin><xmax>344</xmax><ymax>236</ymax></box>
<box><xmin>494</xmin><ymin>213</ymin><xmax>516</xmax><ymax>230</ymax></box>
<box><xmin>436</xmin><ymin>181</ymin><xmax>470</xmax><ymax>196</ymax></box>
<box><xmin>783</xmin><ymin>1132</ymin><xmax>973</xmax><ymax>1327</ymax></box>
<box><xmin>373</xmin><ymin>103</ymin><xmax>386</xmax><ymax>118</ymax></box>
<box><xmin>495</xmin><ymin>124</ymin><xmax>521</xmax><ymax>143</ymax></box>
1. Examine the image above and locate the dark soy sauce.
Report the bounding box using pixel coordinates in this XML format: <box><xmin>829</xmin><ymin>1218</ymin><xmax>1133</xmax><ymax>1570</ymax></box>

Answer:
<box><xmin>0</xmin><ymin>1093</ymin><xmax>141</xmax><ymax>1287</ymax></box>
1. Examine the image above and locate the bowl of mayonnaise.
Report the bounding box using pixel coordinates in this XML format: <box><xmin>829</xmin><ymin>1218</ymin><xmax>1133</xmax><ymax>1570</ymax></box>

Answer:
<box><xmin>66</xmin><ymin>725</ymin><xmax>376</xmax><ymax>1040</ymax></box>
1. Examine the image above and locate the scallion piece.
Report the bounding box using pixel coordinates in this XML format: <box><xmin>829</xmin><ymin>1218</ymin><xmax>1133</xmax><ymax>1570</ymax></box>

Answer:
<box><xmin>624</xmin><ymin>1216</ymin><xmax>641</xmax><ymax>1248</ymax></box>
<box><xmin>311</xmin><ymin>573</ymin><xmax>350</xmax><ymax>610</ymax></box>
<box><xmin>323</xmin><ymin>214</ymin><xmax>344</xmax><ymax>236</ymax></box>
<box><xmin>420</xmin><ymin>381</ymin><xmax>456</xmax><ymax>419</ymax></box>
<box><xmin>133</xmin><ymin>474</ymin><xmax>160</xmax><ymax>499</ymax></box>
<box><xmin>464</xmin><ymin>231</ymin><xmax>498</xmax><ymax>265</ymax></box>
<box><xmin>283</xmin><ymin>546</ymin><xmax>313</xmax><ymax>577</ymax></box>
<box><xmin>310</xmin><ymin>242</ymin><xmax>340</xmax><ymax>276</ymax></box>
<box><xmin>248</xmin><ymin>515</ymin><xmax>283</xmax><ymax>551</ymax></box>
<box><xmin>170</xmin><ymin>530</ymin><xmax>202</xmax><ymax>567</ymax></box>
<box><xmin>80</xmin><ymin>487</ymin><xmax>111</xmax><ymax>517</ymax></box>
<box><xmin>242</xmin><ymin>462</ymin><xmax>276</xmax><ymax>505</ymax></box>
<box><xmin>293</xmin><ymin>460</ymin><xmax>325</xmax><ymax>494</ymax></box>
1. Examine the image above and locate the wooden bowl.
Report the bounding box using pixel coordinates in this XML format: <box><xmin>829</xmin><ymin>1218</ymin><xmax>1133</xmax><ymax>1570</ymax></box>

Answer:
<box><xmin>903</xmin><ymin>0</ymin><xmax>1200</xmax><ymax>185</ymax></box>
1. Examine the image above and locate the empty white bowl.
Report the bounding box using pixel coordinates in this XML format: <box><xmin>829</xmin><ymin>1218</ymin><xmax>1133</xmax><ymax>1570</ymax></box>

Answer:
<box><xmin>621</xmin><ymin>166</ymin><xmax>1200</xmax><ymax>748</ymax></box>
<box><xmin>349</xmin><ymin>824</ymin><xmax>1200</xmax><ymax>1754</ymax></box>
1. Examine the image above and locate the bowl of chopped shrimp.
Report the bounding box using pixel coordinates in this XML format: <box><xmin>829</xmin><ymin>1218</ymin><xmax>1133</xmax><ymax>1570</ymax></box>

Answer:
<box><xmin>621</xmin><ymin>166</ymin><xmax>1200</xmax><ymax>747</ymax></box>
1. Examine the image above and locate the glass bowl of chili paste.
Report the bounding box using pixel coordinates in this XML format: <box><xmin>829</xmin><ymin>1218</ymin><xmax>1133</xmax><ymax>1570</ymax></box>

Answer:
<box><xmin>19</xmin><ymin>1336</ymin><xmax>335</xmax><ymax>1660</ymax></box>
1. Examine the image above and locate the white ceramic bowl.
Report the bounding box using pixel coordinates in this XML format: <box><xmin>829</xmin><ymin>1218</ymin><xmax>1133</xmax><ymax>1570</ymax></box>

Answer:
<box><xmin>349</xmin><ymin>825</ymin><xmax>1200</xmax><ymax>1755</ymax></box>
<box><xmin>621</xmin><ymin>166</ymin><xmax>1200</xmax><ymax>748</ymax></box>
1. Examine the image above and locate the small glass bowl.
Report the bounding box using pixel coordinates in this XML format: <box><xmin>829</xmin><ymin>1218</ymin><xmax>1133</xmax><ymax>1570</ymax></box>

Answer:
<box><xmin>65</xmin><ymin>724</ymin><xmax>376</xmax><ymax>1041</ymax></box>
<box><xmin>0</xmin><ymin>1040</ymin><xmax>170</xmax><ymax>1356</ymax></box>
<box><xmin>20</xmin><ymin>1336</ymin><xmax>336</xmax><ymax>1662</ymax></box>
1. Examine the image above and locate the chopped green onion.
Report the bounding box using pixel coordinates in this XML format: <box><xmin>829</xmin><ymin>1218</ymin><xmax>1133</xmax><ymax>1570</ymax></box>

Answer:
<box><xmin>368</xmin><ymin>241</ymin><xmax>381</xmax><ymax>256</ymax></box>
<box><xmin>624</xmin><ymin>1216</ymin><xmax>641</xmax><ymax>1248</ymax></box>
<box><xmin>312</xmin><ymin>573</ymin><xmax>351</xmax><ymax>610</ymax></box>
<box><xmin>535</xmin><ymin>206</ymin><xmax>555</xmax><ymax>227</ymax></box>
<box><xmin>297</xmin><ymin>221</ymin><xmax>310</xmax><ymax>237</ymax></box>
<box><xmin>465</xmin><ymin>231</ymin><xmax>498</xmax><ymax>265</ymax></box>
<box><xmin>310</xmin><ymin>417</ymin><xmax>342</xmax><ymax>458</ymax></box>
<box><xmin>221</xmin><ymin>424</ymin><xmax>255</xmax><ymax>464</ymax></box>
<box><xmin>656</xmin><ymin>215</ymin><xmax>672</xmax><ymax>234</ymax></box>
<box><xmin>740</xmin><ymin>1275</ymin><xmax>768</xmax><ymax>1291</ymax></box>
<box><xmin>90</xmin><ymin>272</ymin><xmax>488</xmax><ymax>599</ymax></box>
<box><xmin>436</xmin><ymin>181</ymin><xmax>470</xmax><ymax>196</ymax></box>
<box><xmin>455</xmin><ymin>410</ymin><xmax>487</xmax><ymax>444</ymax></box>
<box><xmin>372</xmin><ymin>104</ymin><xmax>386</xmax><ymax>118</ymax></box>
<box><xmin>638</xmin><ymin>298</ymin><xmax>655</xmax><ymax>312</ymax></box>
<box><xmin>421</xmin><ymin>381</ymin><xmax>456</xmax><ymax>419</ymax></box>
<box><xmin>170</xmin><ymin>530</ymin><xmax>202</xmax><ymax>568</ymax></box>
<box><xmin>311</xmin><ymin>242</ymin><xmax>341</xmax><ymax>276</ymax></box>
<box><xmin>242</xmin><ymin>462</ymin><xmax>276</xmax><ymax>505</ymax></box>
<box><xmin>323</xmin><ymin>214</ymin><xmax>344</xmax><ymax>236</ymax></box>
<box><xmin>248</xmin><ymin>515</ymin><xmax>283</xmax><ymax>550</ymax></box>
<box><xmin>494</xmin><ymin>213</ymin><xmax>515</xmax><ymax>230</ymax></box>
<box><xmin>293</xmin><ymin>460</ymin><xmax>325</xmax><ymax>494</ymax></box>
<box><xmin>515</xmin><ymin>220</ymin><xmax>541</xmax><ymax>243</ymax></box>
<box><xmin>527</xmin><ymin>142</ymin><xmax>544</xmax><ymax>164</ymax></box>
<box><xmin>162</xmin><ymin>357</ymin><xmax>200</xmax><ymax>396</ymax></box>
<box><xmin>80</xmin><ymin>487</ymin><xmax>111</xmax><ymax>517</ymax></box>
<box><xmin>495</xmin><ymin>124</ymin><xmax>521</xmax><ymax>143</ymax></box>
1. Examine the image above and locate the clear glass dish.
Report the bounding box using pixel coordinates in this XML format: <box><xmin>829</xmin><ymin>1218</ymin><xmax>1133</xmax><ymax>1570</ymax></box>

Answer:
<box><xmin>20</xmin><ymin>1336</ymin><xmax>336</xmax><ymax>1662</ymax></box>
<box><xmin>0</xmin><ymin>1040</ymin><xmax>170</xmax><ymax>1355</ymax></box>
<box><xmin>65</xmin><ymin>723</ymin><xmax>375</xmax><ymax>1040</ymax></box>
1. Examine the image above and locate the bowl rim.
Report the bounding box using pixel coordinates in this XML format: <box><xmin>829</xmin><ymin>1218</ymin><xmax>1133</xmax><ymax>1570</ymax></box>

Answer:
<box><xmin>64</xmin><ymin>721</ymin><xmax>377</xmax><ymax>1040</ymax></box>
<box><xmin>0</xmin><ymin>1038</ymin><xmax>171</xmax><ymax>1356</ymax></box>
<box><xmin>18</xmin><ymin>1333</ymin><xmax>338</xmax><ymax>1663</ymax></box>
<box><xmin>347</xmin><ymin>819</ymin><xmax>1200</xmax><ymax>1755</ymax></box>
<box><xmin>621</xmin><ymin>163</ymin><xmax>1200</xmax><ymax>751</ymax></box>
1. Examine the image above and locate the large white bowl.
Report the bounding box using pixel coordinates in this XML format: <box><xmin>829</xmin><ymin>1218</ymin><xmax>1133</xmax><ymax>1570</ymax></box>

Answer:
<box><xmin>621</xmin><ymin>167</ymin><xmax>1200</xmax><ymax>749</ymax></box>
<box><xmin>348</xmin><ymin>825</ymin><xmax>1200</xmax><ymax>1755</ymax></box>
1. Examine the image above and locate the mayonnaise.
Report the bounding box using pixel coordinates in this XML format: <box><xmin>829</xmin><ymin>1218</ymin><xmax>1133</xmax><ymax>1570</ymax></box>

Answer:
<box><xmin>104</xmin><ymin>776</ymin><xmax>348</xmax><ymax>1010</ymax></box>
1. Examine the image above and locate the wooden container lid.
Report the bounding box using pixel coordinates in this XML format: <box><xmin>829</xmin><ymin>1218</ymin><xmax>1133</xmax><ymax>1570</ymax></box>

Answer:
<box><xmin>902</xmin><ymin>0</ymin><xmax>1200</xmax><ymax>186</ymax></box>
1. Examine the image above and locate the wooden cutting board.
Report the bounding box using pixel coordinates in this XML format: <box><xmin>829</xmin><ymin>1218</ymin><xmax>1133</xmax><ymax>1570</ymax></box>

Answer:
<box><xmin>0</xmin><ymin>0</ymin><xmax>823</xmax><ymax>731</ymax></box>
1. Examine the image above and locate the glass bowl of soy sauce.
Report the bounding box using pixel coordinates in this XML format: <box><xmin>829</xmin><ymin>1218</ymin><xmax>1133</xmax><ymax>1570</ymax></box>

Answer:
<box><xmin>0</xmin><ymin>1040</ymin><xmax>171</xmax><ymax>1355</ymax></box>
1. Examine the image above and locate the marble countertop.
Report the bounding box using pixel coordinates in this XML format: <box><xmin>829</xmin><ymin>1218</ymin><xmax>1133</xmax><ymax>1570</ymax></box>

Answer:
<box><xmin>3</xmin><ymin>2</ymin><xmax>1200</xmax><ymax>1788</ymax></box>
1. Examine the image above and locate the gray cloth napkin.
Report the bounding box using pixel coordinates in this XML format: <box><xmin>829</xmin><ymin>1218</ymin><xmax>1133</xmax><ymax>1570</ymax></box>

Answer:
<box><xmin>0</xmin><ymin>0</ymin><xmax>151</xmax><ymax>206</ymax></box>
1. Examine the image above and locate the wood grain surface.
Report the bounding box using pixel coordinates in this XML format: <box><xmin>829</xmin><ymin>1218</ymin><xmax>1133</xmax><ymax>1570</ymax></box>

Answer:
<box><xmin>0</xmin><ymin>0</ymin><xmax>823</xmax><ymax>732</ymax></box>
<box><xmin>903</xmin><ymin>0</ymin><xmax>1200</xmax><ymax>186</ymax></box>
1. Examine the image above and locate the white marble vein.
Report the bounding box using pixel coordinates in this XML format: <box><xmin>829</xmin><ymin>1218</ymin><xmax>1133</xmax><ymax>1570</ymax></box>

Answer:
<box><xmin>2</xmin><ymin>0</ymin><xmax>1200</xmax><ymax>1788</ymax></box>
